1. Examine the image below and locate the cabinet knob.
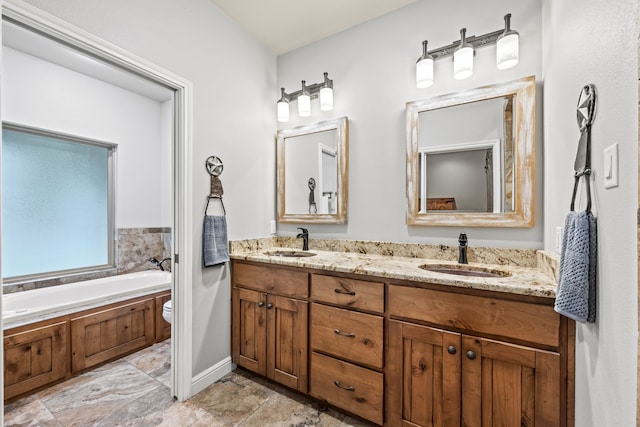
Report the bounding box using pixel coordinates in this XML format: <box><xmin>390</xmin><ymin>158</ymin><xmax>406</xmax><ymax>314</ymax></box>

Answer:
<box><xmin>466</xmin><ymin>350</ymin><xmax>477</xmax><ymax>360</ymax></box>
<box><xmin>447</xmin><ymin>345</ymin><xmax>457</xmax><ymax>355</ymax></box>
<box><xmin>257</xmin><ymin>301</ymin><xmax>264</xmax><ymax>308</ymax></box>
<box><xmin>334</xmin><ymin>380</ymin><xmax>355</xmax><ymax>391</ymax></box>
<box><xmin>266</xmin><ymin>303</ymin><xmax>273</xmax><ymax>309</ymax></box>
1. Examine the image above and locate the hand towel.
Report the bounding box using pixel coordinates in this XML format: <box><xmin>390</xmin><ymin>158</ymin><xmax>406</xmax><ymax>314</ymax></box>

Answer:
<box><xmin>203</xmin><ymin>215</ymin><xmax>230</xmax><ymax>267</ymax></box>
<box><xmin>554</xmin><ymin>210</ymin><xmax>597</xmax><ymax>323</ymax></box>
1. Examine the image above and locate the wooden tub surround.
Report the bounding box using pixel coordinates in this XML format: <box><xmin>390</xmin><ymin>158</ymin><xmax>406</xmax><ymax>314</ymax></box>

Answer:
<box><xmin>4</xmin><ymin>290</ymin><xmax>171</xmax><ymax>401</ymax></box>
<box><xmin>231</xmin><ymin>250</ymin><xmax>574</xmax><ymax>427</ymax></box>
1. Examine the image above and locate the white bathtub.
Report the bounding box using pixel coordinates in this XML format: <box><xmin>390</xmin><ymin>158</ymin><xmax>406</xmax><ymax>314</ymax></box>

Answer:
<box><xmin>3</xmin><ymin>271</ymin><xmax>172</xmax><ymax>329</ymax></box>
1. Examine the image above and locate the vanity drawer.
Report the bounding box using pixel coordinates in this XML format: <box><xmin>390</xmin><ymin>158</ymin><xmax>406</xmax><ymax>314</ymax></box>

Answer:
<box><xmin>310</xmin><ymin>352</ymin><xmax>383</xmax><ymax>425</ymax></box>
<box><xmin>310</xmin><ymin>303</ymin><xmax>383</xmax><ymax>369</ymax></box>
<box><xmin>311</xmin><ymin>274</ymin><xmax>384</xmax><ymax>313</ymax></box>
<box><xmin>233</xmin><ymin>262</ymin><xmax>308</xmax><ymax>298</ymax></box>
<box><xmin>388</xmin><ymin>285</ymin><xmax>560</xmax><ymax>347</ymax></box>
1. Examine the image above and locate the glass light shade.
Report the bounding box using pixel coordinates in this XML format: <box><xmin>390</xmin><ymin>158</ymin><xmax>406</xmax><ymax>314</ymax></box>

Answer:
<box><xmin>277</xmin><ymin>100</ymin><xmax>289</xmax><ymax>122</ymax></box>
<box><xmin>319</xmin><ymin>87</ymin><xmax>333</xmax><ymax>111</ymax></box>
<box><xmin>453</xmin><ymin>46</ymin><xmax>474</xmax><ymax>79</ymax></box>
<box><xmin>416</xmin><ymin>57</ymin><xmax>434</xmax><ymax>88</ymax></box>
<box><xmin>298</xmin><ymin>93</ymin><xmax>311</xmax><ymax>117</ymax></box>
<box><xmin>496</xmin><ymin>32</ymin><xmax>519</xmax><ymax>69</ymax></box>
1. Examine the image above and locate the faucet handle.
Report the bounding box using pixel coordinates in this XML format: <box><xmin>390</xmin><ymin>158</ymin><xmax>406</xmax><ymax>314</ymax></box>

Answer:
<box><xmin>458</xmin><ymin>233</ymin><xmax>468</xmax><ymax>245</ymax></box>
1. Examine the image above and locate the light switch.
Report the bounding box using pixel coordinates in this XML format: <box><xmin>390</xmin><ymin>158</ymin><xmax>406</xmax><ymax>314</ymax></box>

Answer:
<box><xmin>603</xmin><ymin>143</ymin><xmax>619</xmax><ymax>189</ymax></box>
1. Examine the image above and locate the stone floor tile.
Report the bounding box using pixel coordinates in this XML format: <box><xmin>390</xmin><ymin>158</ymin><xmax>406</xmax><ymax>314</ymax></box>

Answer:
<box><xmin>4</xmin><ymin>398</ymin><xmax>63</xmax><ymax>427</ymax></box>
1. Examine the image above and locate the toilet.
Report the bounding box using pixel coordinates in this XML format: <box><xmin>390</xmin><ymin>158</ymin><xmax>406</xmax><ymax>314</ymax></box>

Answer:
<box><xmin>162</xmin><ymin>300</ymin><xmax>172</xmax><ymax>324</ymax></box>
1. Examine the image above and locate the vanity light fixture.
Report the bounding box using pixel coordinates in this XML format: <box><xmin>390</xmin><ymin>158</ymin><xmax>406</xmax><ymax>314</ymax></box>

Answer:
<box><xmin>415</xmin><ymin>13</ymin><xmax>519</xmax><ymax>87</ymax></box>
<box><xmin>277</xmin><ymin>72</ymin><xmax>334</xmax><ymax>122</ymax></box>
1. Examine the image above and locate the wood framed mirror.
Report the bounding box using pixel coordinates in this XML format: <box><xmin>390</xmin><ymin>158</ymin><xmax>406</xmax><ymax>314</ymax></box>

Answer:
<box><xmin>406</xmin><ymin>76</ymin><xmax>535</xmax><ymax>227</ymax></box>
<box><xmin>277</xmin><ymin>117</ymin><xmax>348</xmax><ymax>224</ymax></box>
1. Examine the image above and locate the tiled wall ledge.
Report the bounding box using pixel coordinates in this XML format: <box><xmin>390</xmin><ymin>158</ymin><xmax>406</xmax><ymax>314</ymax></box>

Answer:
<box><xmin>3</xmin><ymin>227</ymin><xmax>171</xmax><ymax>294</ymax></box>
<box><xmin>117</xmin><ymin>227</ymin><xmax>171</xmax><ymax>274</ymax></box>
<box><xmin>230</xmin><ymin>237</ymin><xmax>560</xmax><ymax>282</ymax></box>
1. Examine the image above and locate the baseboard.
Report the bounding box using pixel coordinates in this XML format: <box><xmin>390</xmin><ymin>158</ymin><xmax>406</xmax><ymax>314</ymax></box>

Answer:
<box><xmin>190</xmin><ymin>356</ymin><xmax>233</xmax><ymax>396</ymax></box>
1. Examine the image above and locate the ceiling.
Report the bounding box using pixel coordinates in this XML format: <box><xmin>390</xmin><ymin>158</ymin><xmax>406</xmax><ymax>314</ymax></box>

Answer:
<box><xmin>209</xmin><ymin>0</ymin><xmax>416</xmax><ymax>55</ymax></box>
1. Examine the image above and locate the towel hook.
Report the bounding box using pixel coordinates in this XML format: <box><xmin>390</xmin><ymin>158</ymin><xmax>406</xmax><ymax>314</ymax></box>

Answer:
<box><xmin>205</xmin><ymin>156</ymin><xmax>224</xmax><ymax>177</ymax></box>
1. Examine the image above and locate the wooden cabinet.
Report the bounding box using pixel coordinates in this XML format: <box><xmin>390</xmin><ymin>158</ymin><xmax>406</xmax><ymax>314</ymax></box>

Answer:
<box><xmin>4</xmin><ymin>321</ymin><xmax>68</xmax><ymax>400</ymax></box>
<box><xmin>70</xmin><ymin>298</ymin><xmax>155</xmax><ymax>373</ymax></box>
<box><xmin>232</xmin><ymin>262</ymin><xmax>309</xmax><ymax>392</ymax></box>
<box><xmin>231</xmin><ymin>262</ymin><xmax>573</xmax><ymax>427</ymax></box>
<box><xmin>387</xmin><ymin>285</ymin><xmax>569</xmax><ymax>427</ymax></box>
<box><xmin>4</xmin><ymin>290</ymin><xmax>170</xmax><ymax>401</ymax></box>
<box><xmin>309</xmin><ymin>273</ymin><xmax>385</xmax><ymax>424</ymax></box>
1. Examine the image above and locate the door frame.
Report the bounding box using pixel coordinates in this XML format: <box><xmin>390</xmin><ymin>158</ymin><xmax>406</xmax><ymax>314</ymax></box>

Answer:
<box><xmin>1</xmin><ymin>0</ymin><xmax>195</xmax><ymax>402</ymax></box>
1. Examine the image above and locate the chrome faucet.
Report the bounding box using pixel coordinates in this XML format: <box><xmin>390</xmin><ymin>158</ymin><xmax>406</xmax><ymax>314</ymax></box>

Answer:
<box><xmin>296</xmin><ymin>228</ymin><xmax>309</xmax><ymax>251</ymax></box>
<box><xmin>458</xmin><ymin>233</ymin><xmax>468</xmax><ymax>264</ymax></box>
<box><xmin>148</xmin><ymin>256</ymin><xmax>172</xmax><ymax>271</ymax></box>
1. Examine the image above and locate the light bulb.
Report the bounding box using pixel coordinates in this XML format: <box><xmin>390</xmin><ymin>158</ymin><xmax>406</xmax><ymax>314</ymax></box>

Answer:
<box><xmin>319</xmin><ymin>87</ymin><xmax>333</xmax><ymax>111</ymax></box>
<box><xmin>496</xmin><ymin>14</ymin><xmax>519</xmax><ymax>70</ymax></box>
<box><xmin>277</xmin><ymin>100</ymin><xmax>289</xmax><ymax>122</ymax></box>
<box><xmin>298</xmin><ymin>80</ymin><xmax>310</xmax><ymax>117</ymax></box>
<box><xmin>276</xmin><ymin>88</ymin><xmax>289</xmax><ymax>122</ymax></box>
<box><xmin>416</xmin><ymin>40</ymin><xmax>434</xmax><ymax>88</ymax></box>
<box><xmin>453</xmin><ymin>28</ymin><xmax>474</xmax><ymax>80</ymax></box>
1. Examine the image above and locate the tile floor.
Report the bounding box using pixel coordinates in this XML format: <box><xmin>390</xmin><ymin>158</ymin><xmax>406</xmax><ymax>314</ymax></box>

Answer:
<box><xmin>4</xmin><ymin>340</ymin><xmax>375</xmax><ymax>426</ymax></box>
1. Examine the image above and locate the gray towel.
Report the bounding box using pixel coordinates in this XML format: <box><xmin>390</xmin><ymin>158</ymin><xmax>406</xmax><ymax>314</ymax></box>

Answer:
<box><xmin>203</xmin><ymin>215</ymin><xmax>229</xmax><ymax>267</ymax></box>
<box><xmin>554</xmin><ymin>210</ymin><xmax>597</xmax><ymax>323</ymax></box>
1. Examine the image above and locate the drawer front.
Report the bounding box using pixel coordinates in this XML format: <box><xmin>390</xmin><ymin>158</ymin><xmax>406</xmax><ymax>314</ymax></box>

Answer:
<box><xmin>310</xmin><ymin>303</ymin><xmax>383</xmax><ymax>369</ymax></box>
<box><xmin>233</xmin><ymin>262</ymin><xmax>308</xmax><ymax>298</ymax></box>
<box><xmin>388</xmin><ymin>285</ymin><xmax>560</xmax><ymax>347</ymax></box>
<box><xmin>310</xmin><ymin>352</ymin><xmax>383</xmax><ymax>425</ymax></box>
<box><xmin>311</xmin><ymin>274</ymin><xmax>384</xmax><ymax>313</ymax></box>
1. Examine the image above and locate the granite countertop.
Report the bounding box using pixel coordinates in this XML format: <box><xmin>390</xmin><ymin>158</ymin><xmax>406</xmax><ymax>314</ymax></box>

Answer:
<box><xmin>230</xmin><ymin>245</ymin><xmax>558</xmax><ymax>299</ymax></box>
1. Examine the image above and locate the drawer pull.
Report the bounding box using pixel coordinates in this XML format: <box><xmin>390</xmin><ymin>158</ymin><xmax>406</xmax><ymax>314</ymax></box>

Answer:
<box><xmin>257</xmin><ymin>301</ymin><xmax>264</xmax><ymax>308</ymax></box>
<box><xmin>334</xmin><ymin>380</ymin><xmax>355</xmax><ymax>391</ymax></box>
<box><xmin>333</xmin><ymin>329</ymin><xmax>356</xmax><ymax>338</ymax></box>
<box><xmin>334</xmin><ymin>288</ymin><xmax>356</xmax><ymax>296</ymax></box>
<box><xmin>466</xmin><ymin>350</ymin><xmax>477</xmax><ymax>360</ymax></box>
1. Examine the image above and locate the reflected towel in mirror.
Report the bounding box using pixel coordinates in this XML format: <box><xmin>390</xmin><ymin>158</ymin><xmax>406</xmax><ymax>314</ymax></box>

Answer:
<box><xmin>203</xmin><ymin>215</ymin><xmax>229</xmax><ymax>267</ymax></box>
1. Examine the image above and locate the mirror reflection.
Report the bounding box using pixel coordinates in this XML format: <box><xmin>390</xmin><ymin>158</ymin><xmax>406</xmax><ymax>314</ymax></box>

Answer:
<box><xmin>418</xmin><ymin>96</ymin><xmax>515</xmax><ymax>213</ymax></box>
<box><xmin>277</xmin><ymin>117</ymin><xmax>348</xmax><ymax>224</ymax></box>
<box><xmin>406</xmin><ymin>76</ymin><xmax>535</xmax><ymax>227</ymax></box>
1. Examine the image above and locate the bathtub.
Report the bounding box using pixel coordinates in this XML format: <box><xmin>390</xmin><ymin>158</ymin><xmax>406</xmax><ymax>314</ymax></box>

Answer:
<box><xmin>3</xmin><ymin>270</ymin><xmax>172</xmax><ymax>329</ymax></box>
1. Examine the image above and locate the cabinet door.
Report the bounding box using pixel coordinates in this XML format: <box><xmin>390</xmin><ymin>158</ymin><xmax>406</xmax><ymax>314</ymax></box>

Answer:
<box><xmin>4</xmin><ymin>321</ymin><xmax>68</xmax><ymax>400</ymax></box>
<box><xmin>267</xmin><ymin>294</ymin><xmax>308</xmax><ymax>392</ymax></box>
<box><xmin>461</xmin><ymin>336</ymin><xmax>561</xmax><ymax>427</ymax></box>
<box><xmin>232</xmin><ymin>287</ymin><xmax>267</xmax><ymax>375</ymax></box>
<box><xmin>71</xmin><ymin>299</ymin><xmax>155</xmax><ymax>373</ymax></box>
<box><xmin>387</xmin><ymin>320</ymin><xmax>461</xmax><ymax>427</ymax></box>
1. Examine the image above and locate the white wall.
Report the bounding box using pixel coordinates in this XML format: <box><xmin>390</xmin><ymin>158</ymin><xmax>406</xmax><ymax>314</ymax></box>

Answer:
<box><xmin>277</xmin><ymin>0</ymin><xmax>543</xmax><ymax>248</ymax></box>
<box><xmin>2</xmin><ymin>47</ymin><xmax>169</xmax><ymax>229</ymax></box>
<box><xmin>20</xmin><ymin>0</ymin><xmax>276</xmax><ymax>381</ymax></box>
<box><xmin>542</xmin><ymin>0</ymin><xmax>638</xmax><ymax>424</ymax></box>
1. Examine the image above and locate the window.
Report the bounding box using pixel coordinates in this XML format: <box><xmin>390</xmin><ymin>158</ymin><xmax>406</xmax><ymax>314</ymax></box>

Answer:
<box><xmin>2</xmin><ymin>124</ymin><xmax>115</xmax><ymax>281</ymax></box>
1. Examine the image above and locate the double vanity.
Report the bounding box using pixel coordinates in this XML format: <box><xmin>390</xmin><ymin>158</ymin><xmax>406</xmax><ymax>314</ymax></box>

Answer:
<box><xmin>230</xmin><ymin>239</ymin><xmax>573</xmax><ymax>427</ymax></box>
<box><xmin>243</xmin><ymin>75</ymin><xmax>572</xmax><ymax>425</ymax></box>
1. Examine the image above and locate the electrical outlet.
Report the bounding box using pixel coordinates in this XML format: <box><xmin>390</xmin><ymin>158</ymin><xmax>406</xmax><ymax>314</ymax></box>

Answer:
<box><xmin>270</xmin><ymin>220</ymin><xmax>276</xmax><ymax>235</ymax></box>
<box><xmin>555</xmin><ymin>226</ymin><xmax>563</xmax><ymax>253</ymax></box>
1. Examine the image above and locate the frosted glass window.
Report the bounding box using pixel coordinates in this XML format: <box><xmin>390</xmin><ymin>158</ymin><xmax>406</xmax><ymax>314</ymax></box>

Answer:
<box><xmin>2</xmin><ymin>126</ymin><xmax>114</xmax><ymax>279</ymax></box>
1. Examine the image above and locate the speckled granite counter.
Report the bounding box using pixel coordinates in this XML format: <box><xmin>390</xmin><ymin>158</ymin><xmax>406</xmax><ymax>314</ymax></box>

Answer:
<box><xmin>230</xmin><ymin>238</ymin><xmax>559</xmax><ymax>299</ymax></box>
